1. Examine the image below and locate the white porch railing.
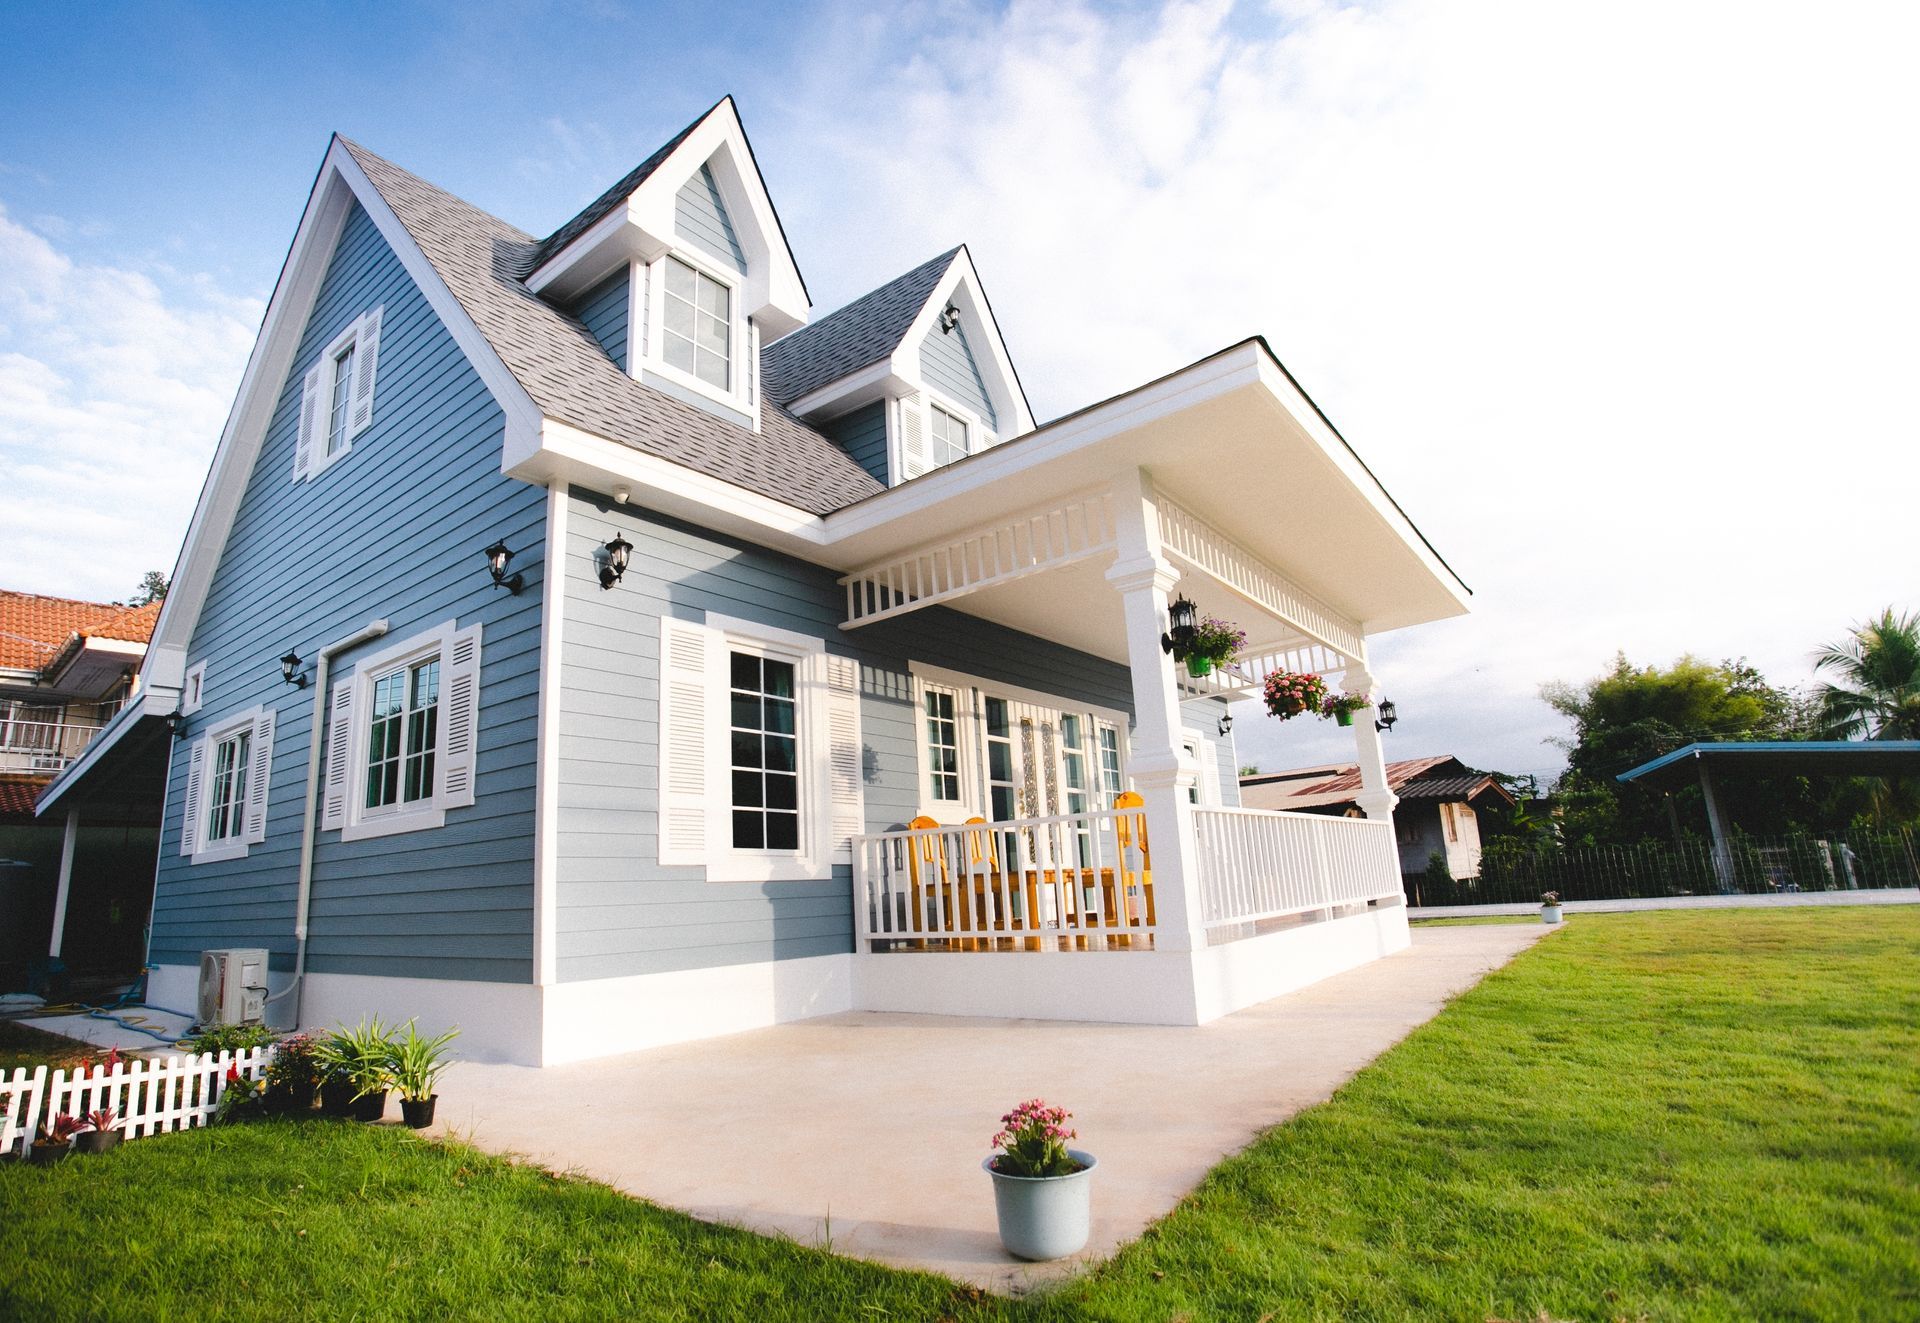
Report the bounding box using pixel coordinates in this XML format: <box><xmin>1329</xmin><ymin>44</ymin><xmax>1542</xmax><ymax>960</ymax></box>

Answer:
<box><xmin>853</xmin><ymin>806</ymin><xmax>1156</xmax><ymax>950</ymax></box>
<box><xmin>1193</xmin><ymin>808</ymin><xmax>1403</xmax><ymax>930</ymax></box>
<box><xmin>0</xmin><ymin>719</ymin><xmax>105</xmax><ymax>774</ymax></box>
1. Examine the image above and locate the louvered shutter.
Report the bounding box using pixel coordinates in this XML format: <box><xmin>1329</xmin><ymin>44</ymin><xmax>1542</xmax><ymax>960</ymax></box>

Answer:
<box><xmin>437</xmin><ymin>622</ymin><xmax>482</xmax><ymax>809</ymax></box>
<box><xmin>897</xmin><ymin>392</ymin><xmax>930</xmax><ymax>480</ymax></box>
<box><xmin>242</xmin><ymin>708</ymin><xmax>276</xmax><ymax>844</ymax></box>
<box><xmin>179</xmin><ymin>739</ymin><xmax>207</xmax><ymax>857</ymax></box>
<box><xmin>294</xmin><ymin>363</ymin><xmax>324</xmax><ymax>481</ymax></box>
<box><xmin>320</xmin><ymin>679</ymin><xmax>354</xmax><ymax>830</ymax></box>
<box><xmin>657</xmin><ymin>617</ymin><xmax>712</xmax><ymax>866</ymax></box>
<box><xmin>825</xmin><ymin>653</ymin><xmax>864</xmax><ymax>864</ymax></box>
<box><xmin>348</xmin><ymin>307</ymin><xmax>382</xmax><ymax>437</ymax></box>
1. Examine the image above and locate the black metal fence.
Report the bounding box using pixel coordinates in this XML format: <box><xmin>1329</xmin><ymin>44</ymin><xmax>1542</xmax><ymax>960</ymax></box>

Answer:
<box><xmin>1405</xmin><ymin>830</ymin><xmax>1920</xmax><ymax>908</ymax></box>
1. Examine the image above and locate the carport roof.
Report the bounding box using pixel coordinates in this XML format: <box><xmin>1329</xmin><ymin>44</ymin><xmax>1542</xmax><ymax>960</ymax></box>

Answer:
<box><xmin>1616</xmin><ymin>740</ymin><xmax>1920</xmax><ymax>793</ymax></box>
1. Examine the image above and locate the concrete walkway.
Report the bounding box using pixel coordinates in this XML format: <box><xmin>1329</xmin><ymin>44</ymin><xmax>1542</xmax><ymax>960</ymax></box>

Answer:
<box><xmin>436</xmin><ymin>923</ymin><xmax>1548</xmax><ymax>1293</ymax></box>
<box><xmin>1410</xmin><ymin>886</ymin><xmax>1919</xmax><ymax>921</ymax></box>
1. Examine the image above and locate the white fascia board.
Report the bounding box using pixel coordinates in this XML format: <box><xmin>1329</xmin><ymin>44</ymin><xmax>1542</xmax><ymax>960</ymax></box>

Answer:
<box><xmin>33</xmin><ymin>686</ymin><xmax>177</xmax><ymax>817</ymax></box>
<box><xmin>522</xmin><ymin>203</ymin><xmax>661</xmax><ymax>302</ymax></box>
<box><xmin>784</xmin><ymin>358</ymin><xmax>909</xmax><ymax>421</ymax></box>
<box><xmin>146</xmin><ymin>141</ymin><xmax>544</xmax><ymax>685</ymax></box>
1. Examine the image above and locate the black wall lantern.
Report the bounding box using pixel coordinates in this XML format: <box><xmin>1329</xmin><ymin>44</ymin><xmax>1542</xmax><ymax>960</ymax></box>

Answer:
<box><xmin>939</xmin><ymin>303</ymin><xmax>961</xmax><ymax>334</ymax></box>
<box><xmin>1375</xmin><ymin>698</ymin><xmax>1399</xmax><ymax>733</ymax></box>
<box><xmin>484</xmin><ymin>540</ymin><xmax>524</xmax><ymax>594</ymax></box>
<box><xmin>1217</xmin><ymin>711</ymin><xmax>1234</xmax><ymax>738</ymax></box>
<box><xmin>1161</xmin><ymin>595</ymin><xmax>1199</xmax><ymax>661</ymax></box>
<box><xmin>280</xmin><ymin>650</ymin><xmax>306</xmax><ymax>688</ymax></box>
<box><xmin>599</xmin><ymin>532</ymin><xmax>634</xmax><ymax>590</ymax></box>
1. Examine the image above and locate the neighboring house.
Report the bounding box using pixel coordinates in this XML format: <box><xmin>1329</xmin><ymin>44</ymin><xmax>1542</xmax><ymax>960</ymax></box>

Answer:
<box><xmin>42</xmin><ymin>98</ymin><xmax>1471</xmax><ymax>1065</ymax></box>
<box><xmin>1240</xmin><ymin>756</ymin><xmax>1515</xmax><ymax>884</ymax></box>
<box><xmin>0</xmin><ymin>590</ymin><xmax>162</xmax><ymax>989</ymax></box>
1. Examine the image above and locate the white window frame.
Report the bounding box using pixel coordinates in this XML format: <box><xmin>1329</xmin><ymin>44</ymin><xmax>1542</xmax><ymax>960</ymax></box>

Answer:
<box><xmin>330</xmin><ymin>620</ymin><xmax>480</xmax><ymax>842</ymax></box>
<box><xmin>893</xmin><ymin>391</ymin><xmax>994</xmax><ymax>485</ymax></box>
<box><xmin>295</xmin><ymin>306</ymin><xmax>383</xmax><ymax>483</ymax></box>
<box><xmin>643</xmin><ymin>249</ymin><xmax>752</xmax><ymax>417</ymax></box>
<box><xmin>181</xmin><ymin>660</ymin><xmax>207</xmax><ymax>716</ymax></box>
<box><xmin>182</xmin><ymin>703</ymin><xmax>275</xmax><ymax>864</ymax></box>
<box><xmin>1179</xmin><ymin>731</ymin><xmax>1223</xmax><ymax>807</ymax></box>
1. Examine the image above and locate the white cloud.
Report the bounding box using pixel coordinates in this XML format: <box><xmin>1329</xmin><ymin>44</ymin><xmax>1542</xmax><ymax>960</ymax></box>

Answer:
<box><xmin>0</xmin><ymin>202</ymin><xmax>261</xmax><ymax>603</ymax></box>
<box><xmin>777</xmin><ymin>0</ymin><xmax>1920</xmax><ymax>776</ymax></box>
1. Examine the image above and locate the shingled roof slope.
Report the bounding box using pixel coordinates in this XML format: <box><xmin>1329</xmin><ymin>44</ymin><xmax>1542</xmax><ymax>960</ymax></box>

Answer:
<box><xmin>0</xmin><ymin>592</ymin><xmax>159</xmax><ymax>672</ymax></box>
<box><xmin>531</xmin><ymin>108</ymin><xmax>706</xmax><ymax>269</ymax></box>
<box><xmin>338</xmin><ymin>138</ymin><xmax>883</xmax><ymax>516</ymax></box>
<box><xmin>761</xmin><ymin>248</ymin><xmax>959</xmax><ymax>405</ymax></box>
<box><xmin>1239</xmin><ymin>756</ymin><xmax>1513</xmax><ymax>812</ymax></box>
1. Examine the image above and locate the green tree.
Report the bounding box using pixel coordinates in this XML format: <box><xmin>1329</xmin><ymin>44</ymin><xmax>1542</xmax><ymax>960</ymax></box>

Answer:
<box><xmin>127</xmin><ymin>571</ymin><xmax>169</xmax><ymax>607</ymax></box>
<box><xmin>1815</xmin><ymin>607</ymin><xmax>1920</xmax><ymax>740</ymax></box>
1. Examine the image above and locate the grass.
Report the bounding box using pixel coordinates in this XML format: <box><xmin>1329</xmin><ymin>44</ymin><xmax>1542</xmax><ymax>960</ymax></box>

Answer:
<box><xmin>3</xmin><ymin>909</ymin><xmax>1916</xmax><ymax>1321</ymax></box>
<box><xmin>0</xmin><ymin>1018</ymin><xmax>98</xmax><ymax>1074</ymax></box>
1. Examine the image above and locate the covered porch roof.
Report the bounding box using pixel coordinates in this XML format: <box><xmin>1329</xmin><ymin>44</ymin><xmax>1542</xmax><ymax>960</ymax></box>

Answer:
<box><xmin>1617</xmin><ymin>740</ymin><xmax>1920</xmax><ymax>793</ymax></box>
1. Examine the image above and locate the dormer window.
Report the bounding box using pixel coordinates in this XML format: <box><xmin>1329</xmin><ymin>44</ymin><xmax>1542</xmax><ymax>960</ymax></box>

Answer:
<box><xmin>929</xmin><ymin>402</ymin><xmax>969</xmax><ymax>467</ymax></box>
<box><xmin>662</xmin><ymin>255</ymin><xmax>732</xmax><ymax>391</ymax></box>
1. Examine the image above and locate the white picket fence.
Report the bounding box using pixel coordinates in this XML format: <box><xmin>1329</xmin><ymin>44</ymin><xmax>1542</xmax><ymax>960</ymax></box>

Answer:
<box><xmin>1</xmin><ymin>1045</ymin><xmax>274</xmax><ymax>1158</ymax></box>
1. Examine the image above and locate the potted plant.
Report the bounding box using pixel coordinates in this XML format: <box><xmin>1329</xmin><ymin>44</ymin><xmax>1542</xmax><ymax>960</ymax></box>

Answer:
<box><xmin>72</xmin><ymin>1108</ymin><xmax>121</xmax><ymax>1154</ymax></box>
<box><xmin>1262</xmin><ymin>670</ymin><xmax>1328</xmax><ymax>721</ymax></box>
<box><xmin>315</xmin><ymin>1016</ymin><xmax>399</xmax><ymax>1123</ymax></box>
<box><xmin>1321</xmin><ymin>690</ymin><xmax>1371</xmax><ymax>727</ymax></box>
<box><xmin>982</xmin><ymin>1098</ymin><xmax>1096</xmax><ymax>1261</ymax></box>
<box><xmin>318</xmin><ymin>1057</ymin><xmax>356</xmax><ymax>1117</ymax></box>
<box><xmin>1183</xmin><ymin>617</ymin><xmax>1245</xmax><ymax>678</ymax></box>
<box><xmin>264</xmin><ymin>1032</ymin><xmax>321</xmax><ymax>1114</ymax></box>
<box><xmin>1541</xmin><ymin>890</ymin><xmax>1564</xmax><ymax>924</ymax></box>
<box><xmin>214</xmin><ymin>1064</ymin><xmax>270</xmax><ymax>1124</ymax></box>
<box><xmin>30</xmin><ymin>1113</ymin><xmax>83</xmax><ymax>1165</ymax></box>
<box><xmin>391</xmin><ymin>1021</ymin><xmax>460</xmax><ymax>1128</ymax></box>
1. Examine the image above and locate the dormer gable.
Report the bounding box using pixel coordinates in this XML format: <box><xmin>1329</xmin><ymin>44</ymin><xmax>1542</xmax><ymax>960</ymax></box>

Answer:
<box><xmin>763</xmin><ymin>246</ymin><xmax>1033</xmax><ymax>487</ymax></box>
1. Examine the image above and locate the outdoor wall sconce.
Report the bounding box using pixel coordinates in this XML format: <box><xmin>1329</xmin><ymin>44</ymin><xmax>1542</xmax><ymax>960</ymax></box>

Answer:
<box><xmin>483</xmin><ymin>540</ymin><xmax>524</xmax><ymax>595</ymax></box>
<box><xmin>939</xmin><ymin>303</ymin><xmax>961</xmax><ymax>334</ymax></box>
<box><xmin>1161</xmin><ymin>596</ymin><xmax>1198</xmax><ymax>660</ymax></box>
<box><xmin>279</xmin><ymin>650</ymin><xmax>306</xmax><ymax>688</ymax></box>
<box><xmin>1375</xmin><ymin>699</ymin><xmax>1399</xmax><ymax>733</ymax></box>
<box><xmin>167</xmin><ymin>709</ymin><xmax>188</xmax><ymax>739</ymax></box>
<box><xmin>1217</xmin><ymin>711</ymin><xmax>1234</xmax><ymax>738</ymax></box>
<box><xmin>599</xmin><ymin>532</ymin><xmax>634</xmax><ymax>590</ymax></box>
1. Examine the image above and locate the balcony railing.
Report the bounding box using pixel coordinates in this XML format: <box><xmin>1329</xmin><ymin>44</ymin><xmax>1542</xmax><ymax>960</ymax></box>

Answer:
<box><xmin>853</xmin><ymin>806</ymin><xmax>1156</xmax><ymax>951</ymax></box>
<box><xmin>0</xmin><ymin>720</ymin><xmax>107</xmax><ymax>774</ymax></box>
<box><xmin>1193</xmin><ymin>807</ymin><xmax>1402</xmax><ymax>931</ymax></box>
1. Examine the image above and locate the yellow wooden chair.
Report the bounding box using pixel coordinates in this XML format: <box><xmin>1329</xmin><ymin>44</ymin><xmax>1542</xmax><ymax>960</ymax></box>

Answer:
<box><xmin>904</xmin><ymin>816</ymin><xmax>951</xmax><ymax>947</ymax></box>
<box><xmin>1113</xmin><ymin>791</ymin><xmax>1156</xmax><ymax>935</ymax></box>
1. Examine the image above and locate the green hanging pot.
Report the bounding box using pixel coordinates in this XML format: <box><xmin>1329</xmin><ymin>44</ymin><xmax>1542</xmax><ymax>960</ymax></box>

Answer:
<box><xmin>1186</xmin><ymin>655</ymin><xmax>1214</xmax><ymax>678</ymax></box>
<box><xmin>1336</xmin><ymin>709</ymin><xmax>1354</xmax><ymax>727</ymax></box>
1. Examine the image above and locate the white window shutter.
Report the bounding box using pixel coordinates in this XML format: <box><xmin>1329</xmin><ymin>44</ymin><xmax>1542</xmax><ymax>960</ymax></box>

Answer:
<box><xmin>294</xmin><ymin>363</ymin><xmax>324</xmax><ymax>481</ymax></box>
<box><xmin>179</xmin><ymin>738</ymin><xmax>207</xmax><ymax>857</ymax></box>
<box><xmin>321</xmin><ymin>679</ymin><xmax>354</xmax><ymax>831</ymax></box>
<box><xmin>438</xmin><ymin>622</ymin><xmax>482</xmax><ymax>809</ymax></box>
<box><xmin>348</xmin><ymin>307</ymin><xmax>382</xmax><ymax>437</ymax></box>
<box><xmin>897</xmin><ymin>392</ymin><xmax>929</xmax><ymax>481</ymax></box>
<box><xmin>825</xmin><ymin>653</ymin><xmax>864</xmax><ymax>864</ymax></box>
<box><xmin>657</xmin><ymin>617</ymin><xmax>712</xmax><ymax>866</ymax></box>
<box><xmin>242</xmin><ymin>708</ymin><xmax>276</xmax><ymax>844</ymax></box>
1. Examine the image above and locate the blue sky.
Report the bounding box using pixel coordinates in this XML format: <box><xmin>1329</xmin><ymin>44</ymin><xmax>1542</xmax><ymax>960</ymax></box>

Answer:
<box><xmin>4</xmin><ymin>1</ymin><xmax>1916</xmax><ymax>779</ymax></box>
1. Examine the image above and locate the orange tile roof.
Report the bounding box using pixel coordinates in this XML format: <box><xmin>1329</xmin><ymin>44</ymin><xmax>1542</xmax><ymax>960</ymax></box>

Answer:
<box><xmin>0</xmin><ymin>775</ymin><xmax>47</xmax><ymax>820</ymax></box>
<box><xmin>0</xmin><ymin>591</ymin><xmax>160</xmax><ymax>671</ymax></box>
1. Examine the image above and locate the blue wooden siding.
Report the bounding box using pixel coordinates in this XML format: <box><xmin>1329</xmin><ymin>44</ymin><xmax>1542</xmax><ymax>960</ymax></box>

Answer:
<box><xmin>919</xmin><ymin>320</ymin><xmax>997</xmax><ymax>430</ymax></box>
<box><xmin>574</xmin><ymin>269</ymin><xmax>629</xmax><ymax>371</ymax></box>
<box><xmin>553</xmin><ymin>494</ymin><xmax>1157</xmax><ymax>983</ymax></box>
<box><xmin>822</xmin><ymin>401</ymin><xmax>888</xmax><ymax>485</ymax></box>
<box><xmin>675</xmin><ymin>163</ymin><xmax>745</xmax><ymax>270</ymax></box>
<box><xmin>151</xmin><ymin>202</ymin><xmax>545</xmax><ymax>987</ymax></box>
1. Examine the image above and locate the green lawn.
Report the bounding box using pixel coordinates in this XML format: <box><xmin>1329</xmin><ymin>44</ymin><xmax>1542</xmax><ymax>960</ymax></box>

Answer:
<box><xmin>0</xmin><ymin>1018</ymin><xmax>99</xmax><ymax>1074</ymax></box>
<box><xmin>4</xmin><ymin>909</ymin><xmax>1916</xmax><ymax>1321</ymax></box>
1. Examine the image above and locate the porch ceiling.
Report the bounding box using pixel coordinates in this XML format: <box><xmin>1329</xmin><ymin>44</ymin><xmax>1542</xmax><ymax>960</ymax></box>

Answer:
<box><xmin>821</xmin><ymin>340</ymin><xmax>1470</xmax><ymax>644</ymax></box>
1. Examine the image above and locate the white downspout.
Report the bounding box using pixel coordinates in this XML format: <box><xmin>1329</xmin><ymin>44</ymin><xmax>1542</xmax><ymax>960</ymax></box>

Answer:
<box><xmin>267</xmin><ymin>618</ymin><xmax>388</xmax><ymax>1027</ymax></box>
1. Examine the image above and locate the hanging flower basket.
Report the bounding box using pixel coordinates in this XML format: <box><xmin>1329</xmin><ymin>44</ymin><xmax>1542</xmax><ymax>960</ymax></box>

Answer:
<box><xmin>1263</xmin><ymin>670</ymin><xmax>1328</xmax><ymax>721</ymax></box>
<box><xmin>1321</xmin><ymin>690</ymin><xmax>1372</xmax><ymax>727</ymax></box>
<box><xmin>1184</xmin><ymin>616</ymin><xmax>1245</xmax><ymax>679</ymax></box>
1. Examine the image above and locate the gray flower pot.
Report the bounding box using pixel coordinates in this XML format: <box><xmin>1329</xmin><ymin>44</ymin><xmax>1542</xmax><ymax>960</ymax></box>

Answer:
<box><xmin>1542</xmin><ymin>904</ymin><xmax>1563</xmax><ymax>924</ymax></box>
<box><xmin>983</xmin><ymin>1149</ymin><xmax>1096</xmax><ymax>1261</ymax></box>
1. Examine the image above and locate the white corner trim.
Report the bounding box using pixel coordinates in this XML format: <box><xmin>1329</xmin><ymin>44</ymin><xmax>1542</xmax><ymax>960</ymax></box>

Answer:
<box><xmin>532</xmin><ymin>482</ymin><xmax>567</xmax><ymax>985</ymax></box>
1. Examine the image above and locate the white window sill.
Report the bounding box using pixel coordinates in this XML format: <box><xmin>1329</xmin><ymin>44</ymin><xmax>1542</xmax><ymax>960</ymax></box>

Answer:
<box><xmin>644</xmin><ymin>355</ymin><xmax>753</xmax><ymax>420</ymax></box>
<box><xmin>306</xmin><ymin>441</ymin><xmax>351</xmax><ymax>482</ymax></box>
<box><xmin>339</xmin><ymin>807</ymin><xmax>445</xmax><ymax>842</ymax></box>
<box><xmin>708</xmin><ymin>853</ymin><xmax>830</xmax><ymax>883</ymax></box>
<box><xmin>192</xmin><ymin>839</ymin><xmax>249</xmax><ymax>865</ymax></box>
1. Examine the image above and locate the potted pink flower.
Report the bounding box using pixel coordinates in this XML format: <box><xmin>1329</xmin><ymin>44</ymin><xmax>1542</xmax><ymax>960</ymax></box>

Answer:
<box><xmin>982</xmin><ymin>1098</ymin><xmax>1096</xmax><ymax>1260</ymax></box>
<box><xmin>1263</xmin><ymin>670</ymin><xmax>1329</xmax><ymax>721</ymax></box>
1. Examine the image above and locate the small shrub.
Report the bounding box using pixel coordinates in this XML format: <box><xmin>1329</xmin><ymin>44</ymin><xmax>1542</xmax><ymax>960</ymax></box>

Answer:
<box><xmin>178</xmin><ymin>1022</ymin><xmax>280</xmax><ymax>1056</ymax></box>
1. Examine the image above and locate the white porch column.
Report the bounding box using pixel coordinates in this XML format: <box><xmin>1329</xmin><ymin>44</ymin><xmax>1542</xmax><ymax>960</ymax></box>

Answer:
<box><xmin>49</xmin><ymin>807</ymin><xmax>79</xmax><ymax>958</ymax></box>
<box><xmin>1340</xmin><ymin>654</ymin><xmax>1398</xmax><ymax>823</ymax></box>
<box><xmin>1105</xmin><ymin>468</ymin><xmax>1208</xmax><ymax>953</ymax></box>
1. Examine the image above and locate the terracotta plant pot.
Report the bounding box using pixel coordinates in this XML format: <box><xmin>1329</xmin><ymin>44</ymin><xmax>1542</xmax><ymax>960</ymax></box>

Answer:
<box><xmin>72</xmin><ymin>1129</ymin><xmax>122</xmax><ymax>1155</ymax></box>
<box><xmin>399</xmin><ymin>1096</ymin><xmax>437</xmax><ymax>1129</ymax></box>
<box><xmin>350</xmin><ymin>1089</ymin><xmax>389</xmax><ymax>1123</ymax></box>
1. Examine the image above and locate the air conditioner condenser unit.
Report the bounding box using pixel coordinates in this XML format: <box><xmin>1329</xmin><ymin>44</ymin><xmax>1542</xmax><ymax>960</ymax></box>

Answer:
<box><xmin>197</xmin><ymin>948</ymin><xmax>269</xmax><ymax>1027</ymax></box>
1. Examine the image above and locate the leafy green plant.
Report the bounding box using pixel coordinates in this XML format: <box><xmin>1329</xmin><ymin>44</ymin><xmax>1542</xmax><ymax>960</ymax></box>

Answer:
<box><xmin>178</xmin><ymin>1022</ymin><xmax>280</xmax><ymax>1056</ymax></box>
<box><xmin>314</xmin><ymin>1016</ymin><xmax>399</xmax><ymax>1101</ymax></box>
<box><xmin>264</xmin><ymin>1032</ymin><xmax>320</xmax><ymax>1099</ymax></box>
<box><xmin>390</xmin><ymin>1021</ymin><xmax>460</xmax><ymax>1103</ymax></box>
<box><xmin>1187</xmin><ymin>616</ymin><xmax>1245</xmax><ymax>666</ymax></box>
<box><xmin>988</xmin><ymin>1098</ymin><xmax>1082</xmax><ymax>1178</ymax></box>
<box><xmin>214</xmin><ymin>1064</ymin><xmax>269</xmax><ymax>1124</ymax></box>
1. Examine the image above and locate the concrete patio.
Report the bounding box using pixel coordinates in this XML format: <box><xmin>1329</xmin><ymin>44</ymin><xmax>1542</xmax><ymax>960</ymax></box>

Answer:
<box><xmin>433</xmin><ymin>921</ymin><xmax>1549</xmax><ymax>1293</ymax></box>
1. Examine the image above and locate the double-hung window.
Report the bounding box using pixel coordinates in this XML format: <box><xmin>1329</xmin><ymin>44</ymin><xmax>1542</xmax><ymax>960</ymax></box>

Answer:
<box><xmin>929</xmin><ymin>403</ymin><xmax>969</xmax><ymax>467</ymax></box>
<box><xmin>180</xmin><ymin>705</ymin><xmax>276</xmax><ymax>863</ymax></box>
<box><xmin>322</xmin><ymin>621</ymin><xmax>481</xmax><ymax>841</ymax></box>
<box><xmin>662</xmin><ymin>255</ymin><xmax>732</xmax><ymax>390</ymax></box>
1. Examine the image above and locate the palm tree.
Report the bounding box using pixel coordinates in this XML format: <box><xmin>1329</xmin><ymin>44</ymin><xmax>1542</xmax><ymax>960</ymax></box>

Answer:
<box><xmin>1815</xmin><ymin>608</ymin><xmax>1920</xmax><ymax>740</ymax></box>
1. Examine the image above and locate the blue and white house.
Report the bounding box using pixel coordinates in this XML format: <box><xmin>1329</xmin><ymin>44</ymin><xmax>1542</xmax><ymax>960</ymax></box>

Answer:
<box><xmin>41</xmin><ymin>99</ymin><xmax>1470</xmax><ymax>1065</ymax></box>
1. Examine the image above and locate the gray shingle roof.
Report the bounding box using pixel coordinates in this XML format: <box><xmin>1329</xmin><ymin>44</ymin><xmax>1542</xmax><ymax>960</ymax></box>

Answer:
<box><xmin>339</xmin><ymin>136</ymin><xmax>883</xmax><ymax>516</ymax></box>
<box><xmin>531</xmin><ymin>107</ymin><xmax>708</xmax><ymax>270</ymax></box>
<box><xmin>761</xmin><ymin>248</ymin><xmax>960</xmax><ymax>405</ymax></box>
